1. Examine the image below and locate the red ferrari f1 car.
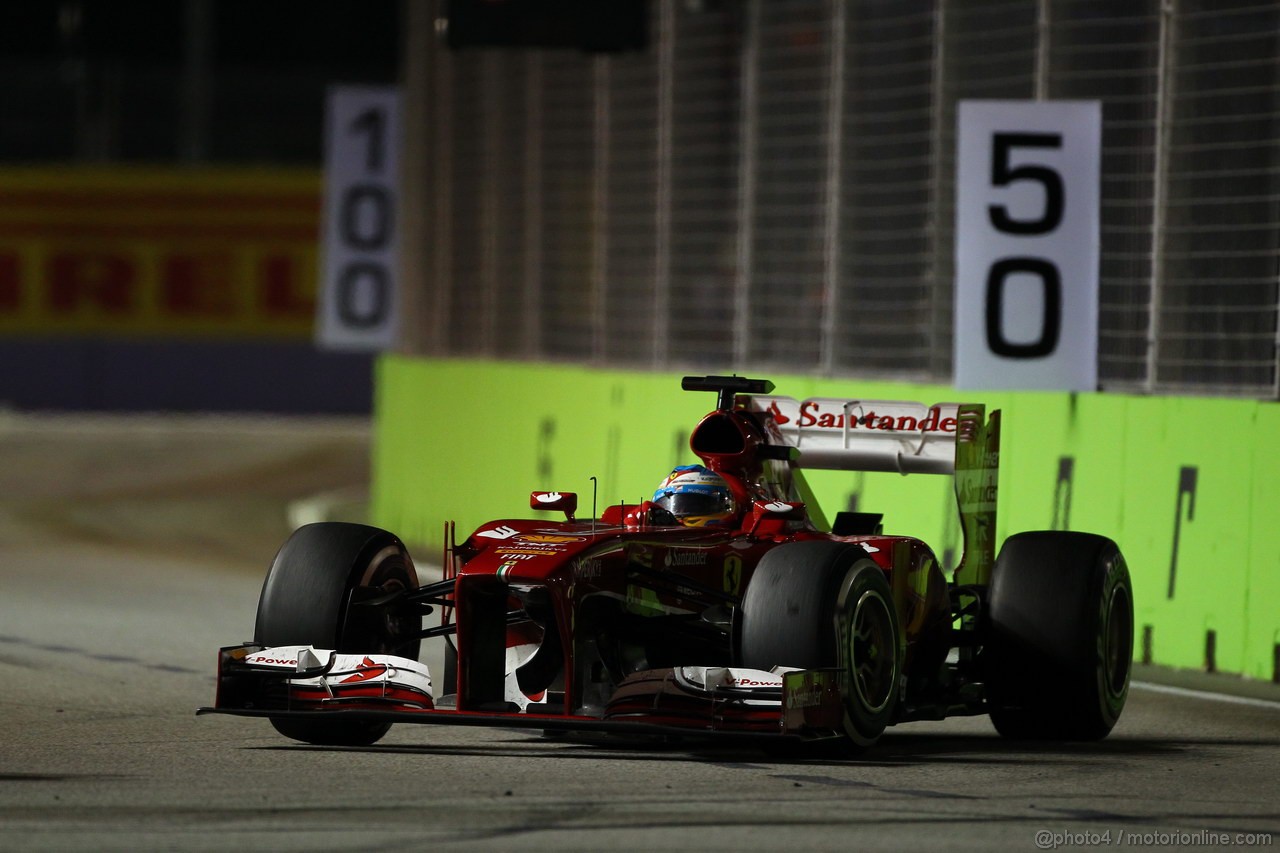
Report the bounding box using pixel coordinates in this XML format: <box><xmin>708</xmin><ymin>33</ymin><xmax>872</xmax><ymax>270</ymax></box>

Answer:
<box><xmin>201</xmin><ymin>375</ymin><xmax>1134</xmax><ymax>749</ymax></box>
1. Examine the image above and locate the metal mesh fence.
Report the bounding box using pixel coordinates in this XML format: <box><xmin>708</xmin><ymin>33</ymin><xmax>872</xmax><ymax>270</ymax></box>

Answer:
<box><xmin>837</xmin><ymin>2</ymin><xmax>940</xmax><ymax>379</ymax></box>
<box><xmin>665</xmin><ymin>4</ymin><xmax>742</xmax><ymax>368</ymax></box>
<box><xmin>744</xmin><ymin>0</ymin><xmax>831</xmax><ymax>369</ymax></box>
<box><xmin>1156</xmin><ymin>0</ymin><xmax>1280</xmax><ymax>394</ymax></box>
<box><xmin>1047</xmin><ymin>0</ymin><xmax>1162</xmax><ymax>388</ymax></box>
<box><xmin>416</xmin><ymin>0</ymin><xmax>1280</xmax><ymax>398</ymax></box>
<box><xmin>602</xmin><ymin>25</ymin><xmax>661</xmax><ymax>364</ymax></box>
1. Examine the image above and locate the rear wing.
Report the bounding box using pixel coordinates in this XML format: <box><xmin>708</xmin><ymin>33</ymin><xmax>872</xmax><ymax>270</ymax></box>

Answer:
<box><xmin>751</xmin><ymin>396</ymin><xmax>967</xmax><ymax>475</ymax></box>
<box><xmin>750</xmin><ymin>395</ymin><xmax>1000</xmax><ymax>585</ymax></box>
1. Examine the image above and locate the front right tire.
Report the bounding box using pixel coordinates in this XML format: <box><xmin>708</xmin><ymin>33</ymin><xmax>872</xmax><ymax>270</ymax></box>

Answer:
<box><xmin>255</xmin><ymin>522</ymin><xmax>421</xmax><ymax>746</ymax></box>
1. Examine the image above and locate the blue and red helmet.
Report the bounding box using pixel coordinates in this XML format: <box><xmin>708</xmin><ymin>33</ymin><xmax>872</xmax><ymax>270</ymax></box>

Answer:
<box><xmin>652</xmin><ymin>465</ymin><xmax>736</xmax><ymax>527</ymax></box>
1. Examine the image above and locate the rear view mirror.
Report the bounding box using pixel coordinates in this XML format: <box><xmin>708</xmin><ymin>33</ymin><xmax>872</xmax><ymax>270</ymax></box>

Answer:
<box><xmin>531</xmin><ymin>491</ymin><xmax>578</xmax><ymax>520</ymax></box>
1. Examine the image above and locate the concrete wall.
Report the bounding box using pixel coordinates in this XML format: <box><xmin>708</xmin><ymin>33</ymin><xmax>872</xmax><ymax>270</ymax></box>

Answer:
<box><xmin>372</xmin><ymin>355</ymin><xmax>1280</xmax><ymax>682</ymax></box>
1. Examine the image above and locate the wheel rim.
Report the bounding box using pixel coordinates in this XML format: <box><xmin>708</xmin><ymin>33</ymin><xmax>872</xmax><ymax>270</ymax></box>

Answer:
<box><xmin>849</xmin><ymin>589</ymin><xmax>896</xmax><ymax>714</ymax></box>
<box><xmin>345</xmin><ymin>556</ymin><xmax>412</xmax><ymax>654</ymax></box>
<box><xmin>375</xmin><ymin>575</ymin><xmax>409</xmax><ymax>653</ymax></box>
<box><xmin>1103</xmin><ymin>582</ymin><xmax>1133</xmax><ymax>697</ymax></box>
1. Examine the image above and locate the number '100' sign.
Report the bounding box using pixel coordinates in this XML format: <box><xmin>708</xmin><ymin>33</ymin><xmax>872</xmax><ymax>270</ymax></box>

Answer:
<box><xmin>318</xmin><ymin>87</ymin><xmax>401</xmax><ymax>350</ymax></box>
<box><xmin>954</xmin><ymin>100</ymin><xmax>1100</xmax><ymax>391</ymax></box>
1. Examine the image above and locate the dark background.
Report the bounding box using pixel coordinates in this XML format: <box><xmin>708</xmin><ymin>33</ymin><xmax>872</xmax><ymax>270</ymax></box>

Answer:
<box><xmin>0</xmin><ymin>0</ymin><xmax>400</xmax><ymax>414</ymax></box>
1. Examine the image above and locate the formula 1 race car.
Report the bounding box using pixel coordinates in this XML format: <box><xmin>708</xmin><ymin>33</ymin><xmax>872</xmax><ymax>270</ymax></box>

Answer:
<box><xmin>200</xmin><ymin>375</ymin><xmax>1134</xmax><ymax>749</ymax></box>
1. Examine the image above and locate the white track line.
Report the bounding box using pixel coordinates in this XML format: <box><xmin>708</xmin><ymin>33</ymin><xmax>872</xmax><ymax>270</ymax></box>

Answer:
<box><xmin>1132</xmin><ymin>680</ymin><xmax>1280</xmax><ymax>710</ymax></box>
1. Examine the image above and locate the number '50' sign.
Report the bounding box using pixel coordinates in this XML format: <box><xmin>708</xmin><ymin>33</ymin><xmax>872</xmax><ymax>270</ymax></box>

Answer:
<box><xmin>954</xmin><ymin>101</ymin><xmax>1101</xmax><ymax>391</ymax></box>
<box><xmin>318</xmin><ymin>87</ymin><xmax>401</xmax><ymax>350</ymax></box>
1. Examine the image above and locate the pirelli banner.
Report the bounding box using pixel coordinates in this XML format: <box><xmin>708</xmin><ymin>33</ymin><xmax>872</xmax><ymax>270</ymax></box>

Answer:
<box><xmin>0</xmin><ymin>168</ymin><xmax>320</xmax><ymax>338</ymax></box>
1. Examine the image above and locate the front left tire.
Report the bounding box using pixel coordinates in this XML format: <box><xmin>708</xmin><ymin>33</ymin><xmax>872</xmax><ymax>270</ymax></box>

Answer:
<box><xmin>738</xmin><ymin>540</ymin><xmax>903</xmax><ymax>746</ymax></box>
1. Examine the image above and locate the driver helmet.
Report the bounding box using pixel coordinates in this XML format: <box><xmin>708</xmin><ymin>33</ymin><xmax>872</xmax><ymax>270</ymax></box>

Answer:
<box><xmin>652</xmin><ymin>465</ymin><xmax>736</xmax><ymax>527</ymax></box>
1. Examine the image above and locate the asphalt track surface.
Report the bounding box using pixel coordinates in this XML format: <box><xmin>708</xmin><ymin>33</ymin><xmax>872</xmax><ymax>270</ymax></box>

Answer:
<box><xmin>2</xmin><ymin>416</ymin><xmax>1277</xmax><ymax>852</ymax></box>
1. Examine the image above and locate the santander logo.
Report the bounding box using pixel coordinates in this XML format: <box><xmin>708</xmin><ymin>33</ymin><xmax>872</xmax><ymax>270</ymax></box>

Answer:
<box><xmin>767</xmin><ymin>400</ymin><xmax>957</xmax><ymax>433</ymax></box>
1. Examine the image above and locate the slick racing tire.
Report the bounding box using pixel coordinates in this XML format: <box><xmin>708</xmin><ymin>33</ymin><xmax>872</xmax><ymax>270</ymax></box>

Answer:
<box><xmin>255</xmin><ymin>522</ymin><xmax>421</xmax><ymax>746</ymax></box>
<box><xmin>984</xmin><ymin>531</ymin><xmax>1133</xmax><ymax>741</ymax></box>
<box><xmin>738</xmin><ymin>541</ymin><xmax>903</xmax><ymax>747</ymax></box>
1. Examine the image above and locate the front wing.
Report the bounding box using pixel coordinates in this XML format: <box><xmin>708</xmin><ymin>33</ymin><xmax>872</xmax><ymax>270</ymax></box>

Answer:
<box><xmin>198</xmin><ymin>644</ymin><xmax>849</xmax><ymax>744</ymax></box>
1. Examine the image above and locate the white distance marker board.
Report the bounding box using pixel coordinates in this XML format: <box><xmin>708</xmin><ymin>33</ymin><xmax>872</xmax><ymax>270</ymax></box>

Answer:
<box><xmin>954</xmin><ymin>100</ymin><xmax>1101</xmax><ymax>391</ymax></box>
<box><xmin>317</xmin><ymin>86</ymin><xmax>401</xmax><ymax>351</ymax></box>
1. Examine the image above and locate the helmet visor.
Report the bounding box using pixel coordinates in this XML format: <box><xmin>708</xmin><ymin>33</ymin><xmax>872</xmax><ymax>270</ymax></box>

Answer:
<box><xmin>655</xmin><ymin>489</ymin><xmax>734</xmax><ymax>519</ymax></box>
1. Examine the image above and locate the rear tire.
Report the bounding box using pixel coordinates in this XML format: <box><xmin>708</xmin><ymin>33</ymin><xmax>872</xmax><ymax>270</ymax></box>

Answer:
<box><xmin>255</xmin><ymin>522</ymin><xmax>421</xmax><ymax>746</ymax></box>
<box><xmin>984</xmin><ymin>531</ymin><xmax>1133</xmax><ymax>740</ymax></box>
<box><xmin>739</xmin><ymin>541</ymin><xmax>902</xmax><ymax>746</ymax></box>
